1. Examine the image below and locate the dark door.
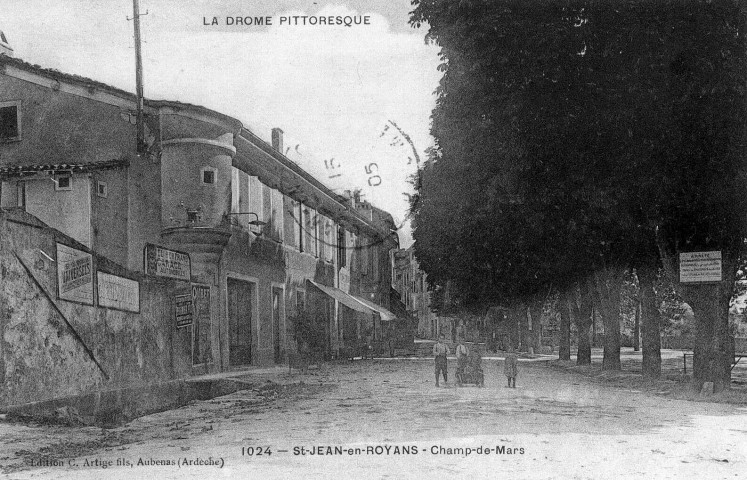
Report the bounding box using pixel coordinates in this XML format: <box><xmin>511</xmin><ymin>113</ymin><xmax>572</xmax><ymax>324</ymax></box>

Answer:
<box><xmin>228</xmin><ymin>278</ymin><xmax>253</xmax><ymax>366</ymax></box>
<box><xmin>341</xmin><ymin>305</ymin><xmax>357</xmax><ymax>351</ymax></box>
<box><xmin>272</xmin><ymin>287</ymin><xmax>283</xmax><ymax>363</ymax></box>
<box><xmin>323</xmin><ymin>296</ymin><xmax>333</xmax><ymax>360</ymax></box>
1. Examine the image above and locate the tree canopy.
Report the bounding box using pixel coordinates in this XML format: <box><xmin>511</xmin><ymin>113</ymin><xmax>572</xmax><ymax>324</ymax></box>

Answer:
<box><xmin>409</xmin><ymin>0</ymin><xmax>747</xmax><ymax>314</ymax></box>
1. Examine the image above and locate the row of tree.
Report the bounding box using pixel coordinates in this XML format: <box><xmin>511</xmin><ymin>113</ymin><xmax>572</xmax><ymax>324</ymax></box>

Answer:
<box><xmin>409</xmin><ymin>0</ymin><xmax>747</xmax><ymax>392</ymax></box>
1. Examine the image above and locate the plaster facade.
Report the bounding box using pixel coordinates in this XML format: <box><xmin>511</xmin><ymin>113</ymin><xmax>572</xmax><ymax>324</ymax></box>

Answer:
<box><xmin>0</xmin><ymin>53</ymin><xmax>401</xmax><ymax>410</ymax></box>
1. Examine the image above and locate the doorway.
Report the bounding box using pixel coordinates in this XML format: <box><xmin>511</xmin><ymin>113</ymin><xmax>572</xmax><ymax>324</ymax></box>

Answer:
<box><xmin>227</xmin><ymin>278</ymin><xmax>254</xmax><ymax>366</ymax></box>
<box><xmin>272</xmin><ymin>286</ymin><xmax>284</xmax><ymax>363</ymax></box>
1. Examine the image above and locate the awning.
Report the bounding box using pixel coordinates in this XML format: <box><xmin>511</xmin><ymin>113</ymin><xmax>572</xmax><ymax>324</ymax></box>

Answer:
<box><xmin>350</xmin><ymin>295</ymin><xmax>397</xmax><ymax>322</ymax></box>
<box><xmin>306</xmin><ymin>280</ymin><xmax>397</xmax><ymax>321</ymax></box>
<box><xmin>307</xmin><ymin>280</ymin><xmax>373</xmax><ymax>317</ymax></box>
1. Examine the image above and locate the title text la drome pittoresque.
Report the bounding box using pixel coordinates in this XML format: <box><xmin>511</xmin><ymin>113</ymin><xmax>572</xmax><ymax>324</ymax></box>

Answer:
<box><xmin>203</xmin><ymin>15</ymin><xmax>372</xmax><ymax>27</ymax></box>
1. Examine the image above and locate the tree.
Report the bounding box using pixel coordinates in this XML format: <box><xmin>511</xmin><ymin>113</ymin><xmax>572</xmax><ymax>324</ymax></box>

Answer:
<box><xmin>558</xmin><ymin>289</ymin><xmax>572</xmax><ymax>361</ymax></box>
<box><xmin>639</xmin><ymin>266</ymin><xmax>662</xmax><ymax>377</ymax></box>
<box><xmin>640</xmin><ymin>2</ymin><xmax>747</xmax><ymax>391</ymax></box>
<box><xmin>409</xmin><ymin>0</ymin><xmax>747</xmax><ymax>385</ymax></box>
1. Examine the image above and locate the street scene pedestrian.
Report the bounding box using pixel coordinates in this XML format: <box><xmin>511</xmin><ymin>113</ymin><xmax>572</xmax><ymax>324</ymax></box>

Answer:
<box><xmin>504</xmin><ymin>346</ymin><xmax>519</xmax><ymax>388</ymax></box>
<box><xmin>433</xmin><ymin>335</ymin><xmax>450</xmax><ymax>386</ymax></box>
<box><xmin>455</xmin><ymin>338</ymin><xmax>469</xmax><ymax>386</ymax></box>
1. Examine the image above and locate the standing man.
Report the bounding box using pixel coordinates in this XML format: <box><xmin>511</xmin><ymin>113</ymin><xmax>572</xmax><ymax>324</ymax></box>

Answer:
<box><xmin>433</xmin><ymin>335</ymin><xmax>450</xmax><ymax>387</ymax></box>
<box><xmin>455</xmin><ymin>338</ymin><xmax>469</xmax><ymax>385</ymax></box>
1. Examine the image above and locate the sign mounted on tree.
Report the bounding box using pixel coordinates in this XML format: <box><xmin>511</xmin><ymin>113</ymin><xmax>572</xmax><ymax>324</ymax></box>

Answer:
<box><xmin>679</xmin><ymin>251</ymin><xmax>722</xmax><ymax>283</ymax></box>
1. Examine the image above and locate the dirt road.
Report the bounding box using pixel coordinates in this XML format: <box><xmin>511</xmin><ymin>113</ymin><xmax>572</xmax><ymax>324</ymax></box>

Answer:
<box><xmin>1</xmin><ymin>357</ymin><xmax>745</xmax><ymax>479</ymax></box>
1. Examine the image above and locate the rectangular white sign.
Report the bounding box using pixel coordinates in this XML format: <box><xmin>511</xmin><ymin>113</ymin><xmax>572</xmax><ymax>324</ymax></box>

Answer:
<box><xmin>97</xmin><ymin>272</ymin><xmax>140</xmax><ymax>313</ymax></box>
<box><xmin>56</xmin><ymin>243</ymin><xmax>94</xmax><ymax>305</ymax></box>
<box><xmin>679</xmin><ymin>251</ymin><xmax>722</xmax><ymax>283</ymax></box>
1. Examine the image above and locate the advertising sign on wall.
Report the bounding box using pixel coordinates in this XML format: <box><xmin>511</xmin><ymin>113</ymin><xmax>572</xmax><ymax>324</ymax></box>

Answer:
<box><xmin>192</xmin><ymin>284</ymin><xmax>212</xmax><ymax>365</ymax></box>
<box><xmin>56</xmin><ymin>243</ymin><xmax>94</xmax><ymax>305</ymax></box>
<box><xmin>144</xmin><ymin>244</ymin><xmax>191</xmax><ymax>281</ymax></box>
<box><xmin>175</xmin><ymin>293</ymin><xmax>193</xmax><ymax>328</ymax></box>
<box><xmin>97</xmin><ymin>272</ymin><xmax>140</xmax><ymax>313</ymax></box>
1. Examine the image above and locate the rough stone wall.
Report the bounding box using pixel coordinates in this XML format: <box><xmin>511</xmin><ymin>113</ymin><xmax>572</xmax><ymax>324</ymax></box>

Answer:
<box><xmin>0</xmin><ymin>211</ymin><xmax>192</xmax><ymax>408</ymax></box>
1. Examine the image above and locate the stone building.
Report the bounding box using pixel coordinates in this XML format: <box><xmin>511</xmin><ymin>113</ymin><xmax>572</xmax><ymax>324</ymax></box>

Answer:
<box><xmin>391</xmin><ymin>246</ymin><xmax>436</xmax><ymax>339</ymax></box>
<box><xmin>0</xmin><ymin>48</ymin><xmax>398</xmax><ymax>412</ymax></box>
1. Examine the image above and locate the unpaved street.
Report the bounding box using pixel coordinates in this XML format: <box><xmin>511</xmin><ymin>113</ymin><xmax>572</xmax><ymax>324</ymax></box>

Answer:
<box><xmin>1</xmin><ymin>357</ymin><xmax>746</xmax><ymax>479</ymax></box>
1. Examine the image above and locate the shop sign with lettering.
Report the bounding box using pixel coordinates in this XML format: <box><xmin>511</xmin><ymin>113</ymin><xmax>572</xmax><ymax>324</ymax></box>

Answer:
<box><xmin>175</xmin><ymin>293</ymin><xmax>193</xmax><ymax>328</ymax></box>
<box><xmin>56</xmin><ymin>243</ymin><xmax>94</xmax><ymax>305</ymax></box>
<box><xmin>192</xmin><ymin>284</ymin><xmax>213</xmax><ymax>365</ymax></box>
<box><xmin>97</xmin><ymin>272</ymin><xmax>140</xmax><ymax>313</ymax></box>
<box><xmin>144</xmin><ymin>244</ymin><xmax>191</xmax><ymax>281</ymax></box>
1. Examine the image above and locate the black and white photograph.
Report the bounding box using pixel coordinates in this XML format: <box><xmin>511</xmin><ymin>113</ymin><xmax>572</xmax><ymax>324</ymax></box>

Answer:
<box><xmin>1</xmin><ymin>0</ymin><xmax>747</xmax><ymax>478</ymax></box>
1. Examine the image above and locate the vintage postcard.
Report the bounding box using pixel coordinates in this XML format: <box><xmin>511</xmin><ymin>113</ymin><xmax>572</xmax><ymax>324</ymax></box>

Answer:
<box><xmin>1</xmin><ymin>0</ymin><xmax>746</xmax><ymax>479</ymax></box>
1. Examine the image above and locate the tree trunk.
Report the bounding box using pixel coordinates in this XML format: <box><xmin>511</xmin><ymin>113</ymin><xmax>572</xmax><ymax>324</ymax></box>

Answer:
<box><xmin>508</xmin><ymin>304</ymin><xmax>523</xmax><ymax>351</ymax></box>
<box><xmin>653</xmin><ymin>227</ymin><xmax>738</xmax><ymax>392</ymax></box>
<box><xmin>559</xmin><ymin>289</ymin><xmax>572</xmax><ymax>361</ymax></box>
<box><xmin>638</xmin><ymin>265</ymin><xmax>661</xmax><ymax>379</ymax></box>
<box><xmin>529</xmin><ymin>298</ymin><xmax>543</xmax><ymax>354</ymax></box>
<box><xmin>591</xmin><ymin>306</ymin><xmax>598</xmax><ymax>347</ymax></box>
<box><xmin>575</xmin><ymin>279</ymin><xmax>593</xmax><ymax>365</ymax></box>
<box><xmin>633</xmin><ymin>297</ymin><xmax>641</xmax><ymax>352</ymax></box>
<box><xmin>596</xmin><ymin>269</ymin><xmax>623</xmax><ymax>371</ymax></box>
<box><xmin>683</xmin><ymin>283</ymin><xmax>732</xmax><ymax>393</ymax></box>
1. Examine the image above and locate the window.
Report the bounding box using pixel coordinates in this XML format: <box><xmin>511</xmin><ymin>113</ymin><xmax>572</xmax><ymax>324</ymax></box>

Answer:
<box><xmin>201</xmin><ymin>167</ymin><xmax>216</xmax><ymax>185</ymax></box>
<box><xmin>361</xmin><ymin>241</ymin><xmax>370</xmax><ymax>274</ymax></box>
<box><xmin>248</xmin><ymin>176</ymin><xmax>264</xmax><ymax>233</ymax></box>
<box><xmin>296</xmin><ymin>289</ymin><xmax>306</xmax><ymax>314</ymax></box>
<box><xmin>16</xmin><ymin>181</ymin><xmax>25</xmax><ymax>208</ymax></box>
<box><xmin>231</xmin><ymin>167</ymin><xmax>240</xmax><ymax>213</ymax></box>
<box><xmin>96</xmin><ymin>181</ymin><xmax>108</xmax><ymax>198</ymax></box>
<box><xmin>283</xmin><ymin>195</ymin><xmax>299</xmax><ymax>248</ymax></box>
<box><xmin>311</xmin><ymin>209</ymin><xmax>319</xmax><ymax>257</ymax></box>
<box><xmin>297</xmin><ymin>202</ymin><xmax>304</xmax><ymax>251</ymax></box>
<box><xmin>55</xmin><ymin>175</ymin><xmax>72</xmax><ymax>191</ymax></box>
<box><xmin>323</xmin><ymin>217</ymin><xmax>335</xmax><ymax>263</ymax></box>
<box><xmin>337</xmin><ymin>227</ymin><xmax>346</xmax><ymax>267</ymax></box>
<box><xmin>270</xmin><ymin>188</ymin><xmax>284</xmax><ymax>242</ymax></box>
<box><xmin>372</xmin><ymin>244</ymin><xmax>379</xmax><ymax>281</ymax></box>
<box><xmin>263</xmin><ymin>184</ymin><xmax>272</xmax><ymax>230</ymax></box>
<box><xmin>0</xmin><ymin>101</ymin><xmax>21</xmax><ymax>142</ymax></box>
<box><xmin>302</xmin><ymin>207</ymin><xmax>317</xmax><ymax>255</ymax></box>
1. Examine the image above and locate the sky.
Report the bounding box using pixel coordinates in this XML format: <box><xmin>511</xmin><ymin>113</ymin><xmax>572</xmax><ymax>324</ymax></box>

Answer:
<box><xmin>2</xmin><ymin>0</ymin><xmax>442</xmax><ymax>247</ymax></box>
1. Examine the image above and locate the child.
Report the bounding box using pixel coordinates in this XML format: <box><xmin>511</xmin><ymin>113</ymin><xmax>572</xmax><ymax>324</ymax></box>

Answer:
<box><xmin>504</xmin><ymin>345</ymin><xmax>518</xmax><ymax>388</ymax></box>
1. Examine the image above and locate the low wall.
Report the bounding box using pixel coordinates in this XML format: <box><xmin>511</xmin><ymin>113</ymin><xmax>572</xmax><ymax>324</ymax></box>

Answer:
<box><xmin>0</xmin><ymin>210</ymin><xmax>193</xmax><ymax>411</ymax></box>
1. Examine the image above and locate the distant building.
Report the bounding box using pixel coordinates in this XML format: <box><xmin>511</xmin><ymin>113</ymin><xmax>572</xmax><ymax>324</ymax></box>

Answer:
<box><xmin>391</xmin><ymin>246</ymin><xmax>436</xmax><ymax>339</ymax></box>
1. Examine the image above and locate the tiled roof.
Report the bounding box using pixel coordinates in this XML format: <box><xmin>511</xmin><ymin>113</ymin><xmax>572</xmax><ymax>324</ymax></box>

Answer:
<box><xmin>0</xmin><ymin>54</ymin><xmax>238</xmax><ymax>125</ymax></box>
<box><xmin>0</xmin><ymin>55</ymin><xmax>393</xmax><ymax>235</ymax></box>
<box><xmin>0</xmin><ymin>158</ymin><xmax>128</xmax><ymax>177</ymax></box>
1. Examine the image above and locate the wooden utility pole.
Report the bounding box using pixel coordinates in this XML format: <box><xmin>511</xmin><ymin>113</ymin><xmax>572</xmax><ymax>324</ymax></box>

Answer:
<box><xmin>132</xmin><ymin>0</ymin><xmax>145</xmax><ymax>155</ymax></box>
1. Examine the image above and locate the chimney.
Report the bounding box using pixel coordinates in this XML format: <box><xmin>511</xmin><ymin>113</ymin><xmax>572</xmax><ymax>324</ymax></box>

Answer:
<box><xmin>0</xmin><ymin>30</ymin><xmax>14</xmax><ymax>57</ymax></box>
<box><xmin>271</xmin><ymin>128</ymin><xmax>284</xmax><ymax>153</ymax></box>
<box><xmin>343</xmin><ymin>190</ymin><xmax>353</xmax><ymax>206</ymax></box>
